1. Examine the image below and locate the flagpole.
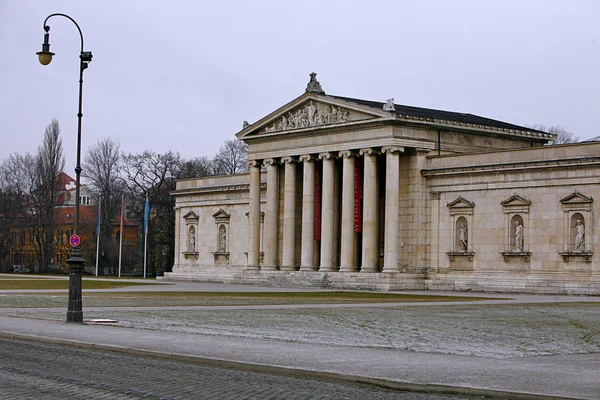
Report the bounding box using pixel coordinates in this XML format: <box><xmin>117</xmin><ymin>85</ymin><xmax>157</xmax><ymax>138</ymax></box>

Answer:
<box><xmin>95</xmin><ymin>197</ymin><xmax>101</xmax><ymax>277</ymax></box>
<box><xmin>143</xmin><ymin>193</ymin><xmax>148</xmax><ymax>279</ymax></box>
<box><xmin>118</xmin><ymin>194</ymin><xmax>123</xmax><ymax>278</ymax></box>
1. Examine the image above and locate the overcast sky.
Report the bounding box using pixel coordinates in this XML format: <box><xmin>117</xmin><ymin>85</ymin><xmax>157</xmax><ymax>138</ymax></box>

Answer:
<box><xmin>1</xmin><ymin>0</ymin><xmax>599</xmax><ymax>173</ymax></box>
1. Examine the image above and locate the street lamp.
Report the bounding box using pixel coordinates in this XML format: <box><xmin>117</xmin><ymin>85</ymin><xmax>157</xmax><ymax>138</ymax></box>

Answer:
<box><xmin>37</xmin><ymin>13</ymin><xmax>93</xmax><ymax>323</ymax></box>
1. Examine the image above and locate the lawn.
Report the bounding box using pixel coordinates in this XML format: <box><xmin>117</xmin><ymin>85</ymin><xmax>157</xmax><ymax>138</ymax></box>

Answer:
<box><xmin>0</xmin><ymin>290</ymin><xmax>504</xmax><ymax>308</ymax></box>
<box><xmin>0</xmin><ymin>279</ymin><xmax>159</xmax><ymax>290</ymax></box>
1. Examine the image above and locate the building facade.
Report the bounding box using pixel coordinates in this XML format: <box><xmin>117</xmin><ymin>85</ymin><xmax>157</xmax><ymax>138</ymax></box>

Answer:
<box><xmin>166</xmin><ymin>74</ymin><xmax>599</xmax><ymax>294</ymax></box>
<box><xmin>5</xmin><ymin>172</ymin><xmax>138</xmax><ymax>274</ymax></box>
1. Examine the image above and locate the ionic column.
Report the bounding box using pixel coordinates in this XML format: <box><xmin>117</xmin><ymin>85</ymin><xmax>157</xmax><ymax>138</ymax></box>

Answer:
<box><xmin>360</xmin><ymin>148</ymin><xmax>380</xmax><ymax>272</ymax></box>
<box><xmin>263</xmin><ymin>158</ymin><xmax>279</xmax><ymax>270</ymax></box>
<box><xmin>247</xmin><ymin>160</ymin><xmax>261</xmax><ymax>270</ymax></box>
<box><xmin>332</xmin><ymin>162</ymin><xmax>340</xmax><ymax>269</ymax></box>
<box><xmin>299</xmin><ymin>155</ymin><xmax>316</xmax><ymax>271</ymax></box>
<box><xmin>281</xmin><ymin>157</ymin><xmax>297</xmax><ymax>271</ymax></box>
<box><xmin>339</xmin><ymin>150</ymin><xmax>358</xmax><ymax>272</ymax></box>
<box><xmin>382</xmin><ymin>146</ymin><xmax>403</xmax><ymax>273</ymax></box>
<box><xmin>319</xmin><ymin>153</ymin><xmax>335</xmax><ymax>271</ymax></box>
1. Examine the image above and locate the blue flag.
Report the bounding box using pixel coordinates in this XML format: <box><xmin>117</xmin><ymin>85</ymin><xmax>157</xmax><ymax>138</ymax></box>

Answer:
<box><xmin>143</xmin><ymin>196</ymin><xmax>150</xmax><ymax>235</ymax></box>
<box><xmin>94</xmin><ymin>198</ymin><xmax>101</xmax><ymax>236</ymax></box>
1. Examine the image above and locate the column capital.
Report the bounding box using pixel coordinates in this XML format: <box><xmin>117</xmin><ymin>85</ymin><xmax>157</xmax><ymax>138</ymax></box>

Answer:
<box><xmin>415</xmin><ymin>147</ymin><xmax>431</xmax><ymax>154</ymax></box>
<box><xmin>318</xmin><ymin>152</ymin><xmax>336</xmax><ymax>161</ymax></box>
<box><xmin>249</xmin><ymin>160</ymin><xmax>261</xmax><ymax>168</ymax></box>
<box><xmin>263</xmin><ymin>158</ymin><xmax>278</xmax><ymax>167</ymax></box>
<box><xmin>299</xmin><ymin>154</ymin><xmax>313</xmax><ymax>162</ymax></box>
<box><xmin>281</xmin><ymin>156</ymin><xmax>296</xmax><ymax>164</ymax></box>
<box><xmin>359</xmin><ymin>148</ymin><xmax>381</xmax><ymax>157</ymax></box>
<box><xmin>381</xmin><ymin>146</ymin><xmax>405</xmax><ymax>154</ymax></box>
<box><xmin>338</xmin><ymin>150</ymin><xmax>356</xmax><ymax>158</ymax></box>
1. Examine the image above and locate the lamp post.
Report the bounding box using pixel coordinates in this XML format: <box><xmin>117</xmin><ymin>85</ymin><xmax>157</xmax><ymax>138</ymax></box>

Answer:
<box><xmin>37</xmin><ymin>14</ymin><xmax>92</xmax><ymax>323</ymax></box>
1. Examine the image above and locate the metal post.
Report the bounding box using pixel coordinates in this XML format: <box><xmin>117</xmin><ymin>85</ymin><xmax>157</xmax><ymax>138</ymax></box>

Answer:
<box><xmin>39</xmin><ymin>13</ymin><xmax>92</xmax><ymax>323</ymax></box>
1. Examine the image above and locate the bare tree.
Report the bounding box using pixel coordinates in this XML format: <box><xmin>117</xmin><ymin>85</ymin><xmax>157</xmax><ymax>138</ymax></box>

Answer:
<box><xmin>529</xmin><ymin>124</ymin><xmax>579</xmax><ymax>145</ymax></box>
<box><xmin>0</xmin><ymin>120</ymin><xmax>65</xmax><ymax>272</ymax></box>
<box><xmin>122</xmin><ymin>150</ymin><xmax>183</xmax><ymax>274</ymax></box>
<box><xmin>0</xmin><ymin>164</ymin><xmax>23</xmax><ymax>271</ymax></box>
<box><xmin>82</xmin><ymin>138</ymin><xmax>124</xmax><ymax>274</ymax></box>
<box><xmin>36</xmin><ymin>119</ymin><xmax>66</xmax><ymax>271</ymax></box>
<box><xmin>213</xmin><ymin>139</ymin><xmax>249</xmax><ymax>175</ymax></box>
<box><xmin>177</xmin><ymin>156</ymin><xmax>215</xmax><ymax>179</ymax></box>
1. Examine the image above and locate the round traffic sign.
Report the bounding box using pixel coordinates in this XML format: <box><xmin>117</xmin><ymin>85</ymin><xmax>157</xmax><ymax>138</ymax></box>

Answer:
<box><xmin>69</xmin><ymin>234</ymin><xmax>81</xmax><ymax>247</ymax></box>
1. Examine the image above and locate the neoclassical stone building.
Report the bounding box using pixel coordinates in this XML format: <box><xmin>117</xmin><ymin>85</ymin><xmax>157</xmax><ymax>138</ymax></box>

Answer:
<box><xmin>166</xmin><ymin>74</ymin><xmax>600</xmax><ymax>294</ymax></box>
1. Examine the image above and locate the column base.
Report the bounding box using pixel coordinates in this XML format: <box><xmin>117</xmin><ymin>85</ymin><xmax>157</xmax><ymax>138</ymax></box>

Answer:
<box><xmin>299</xmin><ymin>265</ymin><xmax>318</xmax><ymax>272</ymax></box>
<box><xmin>381</xmin><ymin>267</ymin><xmax>399</xmax><ymax>273</ymax></box>
<box><xmin>280</xmin><ymin>265</ymin><xmax>299</xmax><ymax>271</ymax></box>
<box><xmin>261</xmin><ymin>265</ymin><xmax>279</xmax><ymax>271</ymax></box>
<box><xmin>360</xmin><ymin>267</ymin><xmax>380</xmax><ymax>273</ymax></box>
<box><xmin>245</xmin><ymin>265</ymin><xmax>260</xmax><ymax>271</ymax></box>
<box><xmin>318</xmin><ymin>266</ymin><xmax>337</xmax><ymax>272</ymax></box>
<box><xmin>339</xmin><ymin>266</ymin><xmax>359</xmax><ymax>273</ymax></box>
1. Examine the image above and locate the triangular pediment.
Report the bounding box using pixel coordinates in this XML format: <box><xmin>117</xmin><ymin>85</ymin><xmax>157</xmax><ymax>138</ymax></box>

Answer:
<box><xmin>560</xmin><ymin>191</ymin><xmax>593</xmax><ymax>205</ymax></box>
<box><xmin>182</xmin><ymin>211</ymin><xmax>199</xmax><ymax>220</ymax></box>
<box><xmin>447</xmin><ymin>196</ymin><xmax>475</xmax><ymax>209</ymax></box>
<box><xmin>236</xmin><ymin>92</ymin><xmax>392</xmax><ymax>140</ymax></box>
<box><xmin>212</xmin><ymin>208</ymin><xmax>230</xmax><ymax>219</ymax></box>
<box><xmin>501</xmin><ymin>193</ymin><xmax>531</xmax><ymax>206</ymax></box>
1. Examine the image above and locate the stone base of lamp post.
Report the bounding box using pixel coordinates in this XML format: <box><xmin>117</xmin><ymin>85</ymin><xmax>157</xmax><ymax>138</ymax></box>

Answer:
<box><xmin>66</xmin><ymin>247</ymin><xmax>85</xmax><ymax>323</ymax></box>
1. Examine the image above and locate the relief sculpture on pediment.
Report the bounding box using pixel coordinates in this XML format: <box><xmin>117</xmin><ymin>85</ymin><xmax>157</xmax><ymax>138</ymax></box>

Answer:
<box><xmin>263</xmin><ymin>101</ymin><xmax>352</xmax><ymax>132</ymax></box>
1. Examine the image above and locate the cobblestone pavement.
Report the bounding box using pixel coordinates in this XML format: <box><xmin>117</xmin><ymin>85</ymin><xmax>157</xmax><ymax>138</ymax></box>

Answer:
<box><xmin>0</xmin><ymin>339</ymin><xmax>484</xmax><ymax>400</ymax></box>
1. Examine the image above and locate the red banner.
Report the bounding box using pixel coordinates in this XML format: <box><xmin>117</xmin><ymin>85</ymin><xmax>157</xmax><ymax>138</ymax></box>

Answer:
<box><xmin>314</xmin><ymin>163</ymin><xmax>322</xmax><ymax>240</ymax></box>
<box><xmin>354</xmin><ymin>161</ymin><xmax>362</xmax><ymax>233</ymax></box>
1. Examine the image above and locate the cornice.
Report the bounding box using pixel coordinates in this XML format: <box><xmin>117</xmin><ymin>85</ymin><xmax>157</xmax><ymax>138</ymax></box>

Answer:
<box><xmin>422</xmin><ymin>156</ymin><xmax>600</xmax><ymax>177</ymax></box>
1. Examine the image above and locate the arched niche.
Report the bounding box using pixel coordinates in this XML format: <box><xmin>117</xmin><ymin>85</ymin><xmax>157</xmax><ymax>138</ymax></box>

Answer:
<box><xmin>501</xmin><ymin>194</ymin><xmax>531</xmax><ymax>262</ymax></box>
<box><xmin>446</xmin><ymin>196</ymin><xmax>474</xmax><ymax>262</ymax></box>
<box><xmin>218</xmin><ymin>224</ymin><xmax>227</xmax><ymax>252</ymax></box>
<box><xmin>559</xmin><ymin>191</ymin><xmax>593</xmax><ymax>262</ymax></box>
<box><xmin>510</xmin><ymin>214</ymin><xmax>524</xmax><ymax>252</ymax></box>
<box><xmin>212</xmin><ymin>209</ymin><xmax>231</xmax><ymax>265</ymax></box>
<box><xmin>182</xmin><ymin>211</ymin><xmax>199</xmax><ymax>259</ymax></box>
<box><xmin>188</xmin><ymin>225</ymin><xmax>196</xmax><ymax>253</ymax></box>
<box><xmin>570</xmin><ymin>213</ymin><xmax>585</xmax><ymax>251</ymax></box>
<box><xmin>455</xmin><ymin>216</ymin><xmax>468</xmax><ymax>252</ymax></box>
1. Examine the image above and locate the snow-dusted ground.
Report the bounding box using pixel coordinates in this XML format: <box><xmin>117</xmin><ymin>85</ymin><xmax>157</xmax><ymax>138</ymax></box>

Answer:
<box><xmin>7</xmin><ymin>302</ymin><xmax>600</xmax><ymax>359</ymax></box>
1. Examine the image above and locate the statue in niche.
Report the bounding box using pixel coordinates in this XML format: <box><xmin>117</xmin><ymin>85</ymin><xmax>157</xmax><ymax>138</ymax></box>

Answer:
<box><xmin>575</xmin><ymin>220</ymin><xmax>585</xmax><ymax>251</ymax></box>
<box><xmin>514</xmin><ymin>221</ymin><xmax>523</xmax><ymax>252</ymax></box>
<box><xmin>458</xmin><ymin>223</ymin><xmax>468</xmax><ymax>251</ymax></box>
<box><xmin>219</xmin><ymin>225</ymin><xmax>227</xmax><ymax>252</ymax></box>
<box><xmin>189</xmin><ymin>227</ymin><xmax>196</xmax><ymax>252</ymax></box>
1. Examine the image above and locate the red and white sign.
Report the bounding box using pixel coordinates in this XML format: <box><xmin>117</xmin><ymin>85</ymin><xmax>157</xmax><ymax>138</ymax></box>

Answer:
<box><xmin>69</xmin><ymin>234</ymin><xmax>80</xmax><ymax>247</ymax></box>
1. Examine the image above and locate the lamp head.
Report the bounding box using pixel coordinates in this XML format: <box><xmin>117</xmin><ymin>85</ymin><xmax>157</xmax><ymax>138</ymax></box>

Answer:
<box><xmin>37</xmin><ymin>27</ymin><xmax>55</xmax><ymax>66</ymax></box>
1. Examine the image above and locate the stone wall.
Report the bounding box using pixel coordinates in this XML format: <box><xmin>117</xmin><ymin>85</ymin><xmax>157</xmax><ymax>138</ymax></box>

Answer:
<box><xmin>424</xmin><ymin>142</ymin><xmax>600</xmax><ymax>294</ymax></box>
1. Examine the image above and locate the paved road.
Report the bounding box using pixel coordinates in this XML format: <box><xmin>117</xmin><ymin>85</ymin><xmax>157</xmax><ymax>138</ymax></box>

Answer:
<box><xmin>0</xmin><ymin>338</ymin><xmax>480</xmax><ymax>400</ymax></box>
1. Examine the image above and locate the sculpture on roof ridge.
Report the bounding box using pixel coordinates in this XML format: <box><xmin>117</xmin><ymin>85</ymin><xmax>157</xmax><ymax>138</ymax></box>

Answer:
<box><xmin>383</xmin><ymin>98</ymin><xmax>395</xmax><ymax>111</ymax></box>
<box><xmin>305</xmin><ymin>72</ymin><xmax>325</xmax><ymax>94</ymax></box>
